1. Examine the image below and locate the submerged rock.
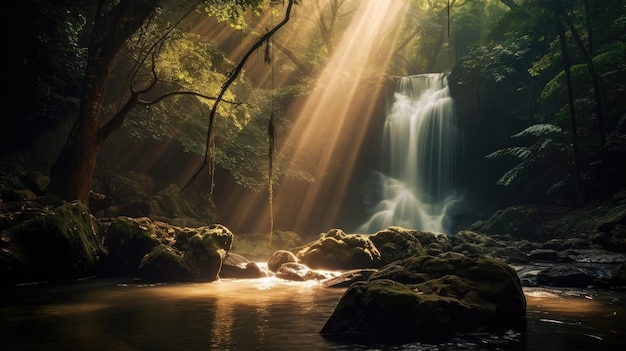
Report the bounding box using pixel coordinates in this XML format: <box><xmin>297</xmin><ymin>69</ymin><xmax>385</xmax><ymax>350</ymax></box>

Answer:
<box><xmin>321</xmin><ymin>253</ymin><xmax>526</xmax><ymax>343</ymax></box>
<box><xmin>220</xmin><ymin>253</ymin><xmax>268</xmax><ymax>279</ymax></box>
<box><xmin>274</xmin><ymin>262</ymin><xmax>328</xmax><ymax>281</ymax></box>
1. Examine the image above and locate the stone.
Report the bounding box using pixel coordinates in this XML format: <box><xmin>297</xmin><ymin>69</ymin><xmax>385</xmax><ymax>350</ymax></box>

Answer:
<box><xmin>536</xmin><ymin>264</ymin><xmax>597</xmax><ymax>287</ymax></box>
<box><xmin>321</xmin><ymin>254</ymin><xmax>526</xmax><ymax>343</ymax></box>
<box><xmin>0</xmin><ymin>201</ymin><xmax>105</xmax><ymax>284</ymax></box>
<box><xmin>297</xmin><ymin>229</ymin><xmax>381</xmax><ymax>270</ymax></box>
<box><xmin>267</xmin><ymin>250</ymin><xmax>298</xmax><ymax>273</ymax></box>
<box><xmin>220</xmin><ymin>253</ymin><xmax>268</xmax><ymax>279</ymax></box>
<box><xmin>274</xmin><ymin>262</ymin><xmax>328</xmax><ymax>281</ymax></box>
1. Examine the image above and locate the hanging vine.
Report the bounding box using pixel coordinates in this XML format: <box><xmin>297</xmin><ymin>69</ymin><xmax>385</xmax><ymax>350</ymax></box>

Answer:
<box><xmin>182</xmin><ymin>0</ymin><xmax>296</xmax><ymax>197</ymax></box>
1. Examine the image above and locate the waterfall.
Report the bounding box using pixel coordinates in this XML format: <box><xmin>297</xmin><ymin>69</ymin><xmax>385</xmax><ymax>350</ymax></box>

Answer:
<box><xmin>357</xmin><ymin>73</ymin><xmax>459</xmax><ymax>234</ymax></box>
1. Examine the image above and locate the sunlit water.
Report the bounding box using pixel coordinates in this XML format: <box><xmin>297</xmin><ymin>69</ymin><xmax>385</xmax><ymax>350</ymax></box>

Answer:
<box><xmin>357</xmin><ymin>74</ymin><xmax>460</xmax><ymax>234</ymax></box>
<box><xmin>2</xmin><ymin>275</ymin><xmax>625</xmax><ymax>350</ymax></box>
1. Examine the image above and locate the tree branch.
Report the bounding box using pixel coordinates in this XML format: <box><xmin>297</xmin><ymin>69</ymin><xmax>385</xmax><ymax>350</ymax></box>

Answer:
<box><xmin>182</xmin><ymin>0</ymin><xmax>297</xmax><ymax>193</ymax></box>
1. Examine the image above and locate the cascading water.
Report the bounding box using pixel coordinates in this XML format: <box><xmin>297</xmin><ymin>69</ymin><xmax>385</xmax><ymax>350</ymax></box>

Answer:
<box><xmin>357</xmin><ymin>73</ymin><xmax>459</xmax><ymax>234</ymax></box>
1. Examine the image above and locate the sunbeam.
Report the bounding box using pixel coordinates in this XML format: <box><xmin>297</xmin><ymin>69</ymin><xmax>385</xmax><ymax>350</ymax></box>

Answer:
<box><xmin>223</xmin><ymin>0</ymin><xmax>410</xmax><ymax>236</ymax></box>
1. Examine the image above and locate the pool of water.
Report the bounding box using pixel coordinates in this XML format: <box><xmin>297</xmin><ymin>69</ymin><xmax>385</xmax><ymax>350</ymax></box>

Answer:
<box><xmin>1</xmin><ymin>278</ymin><xmax>625</xmax><ymax>350</ymax></box>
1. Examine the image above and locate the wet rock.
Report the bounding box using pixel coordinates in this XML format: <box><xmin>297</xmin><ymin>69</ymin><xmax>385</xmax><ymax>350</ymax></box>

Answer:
<box><xmin>611</xmin><ymin>263</ymin><xmax>626</xmax><ymax>286</ymax></box>
<box><xmin>541</xmin><ymin>238</ymin><xmax>590</xmax><ymax>251</ymax></box>
<box><xmin>536</xmin><ymin>264</ymin><xmax>597</xmax><ymax>287</ymax></box>
<box><xmin>564</xmin><ymin>250</ymin><xmax>626</xmax><ymax>264</ymax></box>
<box><xmin>322</xmin><ymin>269</ymin><xmax>378</xmax><ymax>288</ymax></box>
<box><xmin>274</xmin><ymin>262</ymin><xmax>328</xmax><ymax>281</ymax></box>
<box><xmin>267</xmin><ymin>250</ymin><xmax>298</xmax><ymax>273</ymax></box>
<box><xmin>528</xmin><ymin>249</ymin><xmax>559</xmax><ymax>262</ymax></box>
<box><xmin>297</xmin><ymin>229</ymin><xmax>381</xmax><ymax>270</ymax></box>
<box><xmin>220</xmin><ymin>253</ymin><xmax>268</xmax><ymax>279</ymax></box>
<box><xmin>321</xmin><ymin>254</ymin><xmax>526</xmax><ymax>343</ymax></box>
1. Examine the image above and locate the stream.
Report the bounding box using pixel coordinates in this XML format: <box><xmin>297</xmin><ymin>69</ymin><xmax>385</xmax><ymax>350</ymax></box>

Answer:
<box><xmin>1</xmin><ymin>274</ymin><xmax>625</xmax><ymax>350</ymax></box>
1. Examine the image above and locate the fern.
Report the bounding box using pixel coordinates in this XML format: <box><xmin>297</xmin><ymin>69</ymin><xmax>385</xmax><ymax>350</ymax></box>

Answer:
<box><xmin>486</xmin><ymin>123</ymin><xmax>568</xmax><ymax>195</ymax></box>
<box><xmin>486</xmin><ymin>146</ymin><xmax>531</xmax><ymax>160</ymax></box>
<box><xmin>511</xmin><ymin>123</ymin><xmax>561</xmax><ymax>138</ymax></box>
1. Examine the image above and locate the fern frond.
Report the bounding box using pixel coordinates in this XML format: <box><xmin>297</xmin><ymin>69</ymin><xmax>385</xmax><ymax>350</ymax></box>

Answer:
<box><xmin>512</xmin><ymin>124</ymin><xmax>561</xmax><ymax>138</ymax></box>
<box><xmin>496</xmin><ymin>163</ymin><xmax>524</xmax><ymax>186</ymax></box>
<box><xmin>486</xmin><ymin>146</ymin><xmax>531</xmax><ymax>160</ymax></box>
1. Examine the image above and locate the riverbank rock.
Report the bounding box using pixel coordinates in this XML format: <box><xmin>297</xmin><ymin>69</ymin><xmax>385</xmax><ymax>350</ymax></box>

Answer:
<box><xmin>0</xmin><ymin>201</ymin><xmax>105</xmax><ymax>284</ymax></box>
<box><xmin>297</xmin><ymin>229</ymin><xmax>382</xmax><ymax>270</ymax></box>
<box><xmin>321</xmin><ymin>253</ymin><xmax>526</xmax><ymax>343</ymax></box>
<box><xmin>136</xmin><ymin>224</ymin><xmax>232</xmax><ymax>282</ymax></box>
<box><xmin>99</xmin><ymin>216</ymin><xmax>168</xmax><ymax>276</ymax></box>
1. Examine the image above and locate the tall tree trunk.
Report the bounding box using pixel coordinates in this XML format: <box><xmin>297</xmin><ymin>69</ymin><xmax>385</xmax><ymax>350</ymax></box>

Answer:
<box><xmin>561</xmin><ymin>14</ymin><xmax>607</xmax><ymax>145</ymax></box>
<box><xmin>557</xmin><ymin>21</ymin><xmax>584</xmax><ymax>206</ymax></box>
<box><xmin>48</xmin><ymin>0</ymin><xmax>155</xmax><ymax>205</ymax></box>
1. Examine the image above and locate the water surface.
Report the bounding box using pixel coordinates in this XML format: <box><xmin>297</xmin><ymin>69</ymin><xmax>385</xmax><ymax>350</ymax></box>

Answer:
<box><xmin>1</xmin><ymin>278</ymin><xmax>625</xmax><ymax>350</ymax></box>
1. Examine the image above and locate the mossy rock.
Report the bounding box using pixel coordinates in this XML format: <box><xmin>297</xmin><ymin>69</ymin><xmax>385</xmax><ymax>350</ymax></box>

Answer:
<box><xmin>137</xmin><ymin>223</ymin><xmax>233</xmax><ymax>282</ymax></box>
<box><xmin>297</xmin><ymin>229</ymin><xmax>381</xmax><ymax>270</ymax></box>
<box><xmin>137</xmin><ymin>244</ymin><xmax>192</xmax><ymax>282</ymax></box>
<box><xmin>368</xmin><ymin>227</ymin><xmax>429</xmax><ymax>265</ymax></box>
<box><xmin>0</xmin><ymin>201</ymin><xmax>105</xmax><ymax>284</ymax></box>
<box><xmin>99</xmin><ymin>217</ymin><xmax>163</xmax><ymax>276</ymax></box>
<box><xmin>321</xmin><ymin>254</ymin><xmax>526</xmax><ymax>343</ymax></box>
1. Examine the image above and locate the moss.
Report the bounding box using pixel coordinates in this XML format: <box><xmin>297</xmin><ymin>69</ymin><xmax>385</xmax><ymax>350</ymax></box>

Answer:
<box><xmin>1</xmin><ymin>201</ymin><xmax>104</xmax><ymax>283</ymax></box>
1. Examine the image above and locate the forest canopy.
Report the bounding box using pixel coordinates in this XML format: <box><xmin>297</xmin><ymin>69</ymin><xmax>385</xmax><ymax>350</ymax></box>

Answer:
<box><xmin>2</xmin><ymin>0</ymin><xmax>625</xmax><ymax>234</ymax></box>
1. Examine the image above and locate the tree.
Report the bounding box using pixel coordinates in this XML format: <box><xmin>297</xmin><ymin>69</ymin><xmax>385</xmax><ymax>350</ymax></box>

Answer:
<box><xmin>47</xmin><ymin>0</ymin><xmax>266</xmax><ymax>205</ymax></box>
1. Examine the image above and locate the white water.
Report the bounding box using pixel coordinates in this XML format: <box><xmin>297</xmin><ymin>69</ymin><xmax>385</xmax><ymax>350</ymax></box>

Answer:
<box><xmin>357</xmin><ymin>73</ymin><xmax>459</xmax><ymax>234</ymax></box>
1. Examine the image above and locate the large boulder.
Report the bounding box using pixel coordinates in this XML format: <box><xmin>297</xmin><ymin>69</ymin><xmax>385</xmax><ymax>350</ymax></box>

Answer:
<box><xmin>0</xmin><ymin>201</ymin><xmax>105</xmax><ymax>284</ymax></box>
<box><xmin>99</xmin><ymin>216</ymin><xmax>166</xmax><ymax>276</ymax></box>
<box><xmin>297</xmin><ymin>229</ymin><xmax>381</xmax><ymax>270</ymax></box>
<box><xmin>136</xmin><ymin>245</ymin><xmax>193</xmax><ymax>282</ymax></box>
<box><xmin>321</xmin><ymin>253</ymin><xmax>526</xmax><ymax>343</ymax></box>
<box><xmin>368</xmin><ymin>227</ymin><xmax>450</xmax><ymax>265</ymax></box>
<box><xmin>134</xmin><ymin>223</ymin><xmax>234</xmax><ymax>282</ymax></box>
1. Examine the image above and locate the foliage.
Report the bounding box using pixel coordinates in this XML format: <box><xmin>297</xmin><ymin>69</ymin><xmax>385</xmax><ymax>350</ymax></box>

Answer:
<box><xmin>450</xmin><ymin>0</ymin><xmax>626</xmax><ymax>203</ymax></box>
<box><xmin>3</xmin><ymin>1</ymin><xmax>88</xmax><ymax>148</ymax></box>
<box><xmin>204</xmin><ymin>0</ymin><xmax>266</xmax><ymax>30</ymax></box>
<box><xmin>486</xmin><ymin>123</ymin><xmax>570</xmax><ymax>198</ymax></box>
<box><xmin>98</xmin><ymin>1</ymin><xmax>311</xmax><ymax>191</ymax></box>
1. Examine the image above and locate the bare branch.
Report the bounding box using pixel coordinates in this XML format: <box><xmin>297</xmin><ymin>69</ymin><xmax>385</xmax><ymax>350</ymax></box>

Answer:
<box><xmin>182</xmin><ymin>0</ymin><xmax>297</xmax><ymax>194</ymax></box>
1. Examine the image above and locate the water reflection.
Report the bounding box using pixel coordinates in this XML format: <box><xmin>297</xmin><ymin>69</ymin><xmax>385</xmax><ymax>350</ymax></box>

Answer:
<box><xmin>1</xmin><ymin>280</ymin><xmax>625</xmax><ymax>350</ymax></box>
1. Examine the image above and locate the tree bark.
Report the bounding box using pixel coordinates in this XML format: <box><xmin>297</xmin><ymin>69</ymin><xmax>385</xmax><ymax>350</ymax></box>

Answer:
<box><xmin>561</xmin><ymin>14</ymin><xmax>607</xmax><ymax>145</ymax></box>
<box><xmin>48</xmin><ymin>0</ymin><xmax>156</xmax><ymax>204</ymax></box>
<box><xmin>557</xmin><ymin>21</ymin><xmax>584</xmax><ymax>206</ymax></box>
